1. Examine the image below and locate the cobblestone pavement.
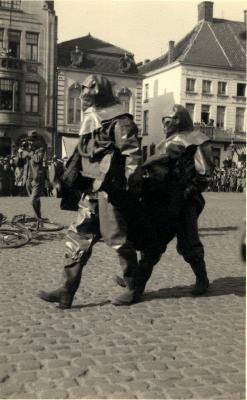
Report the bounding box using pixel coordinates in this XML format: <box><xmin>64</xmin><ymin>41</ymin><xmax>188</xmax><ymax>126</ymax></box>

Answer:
<box><xmin>0</xmin><ymin>193</ymin><xmax>245</xmax><ymax>399</ymax></box>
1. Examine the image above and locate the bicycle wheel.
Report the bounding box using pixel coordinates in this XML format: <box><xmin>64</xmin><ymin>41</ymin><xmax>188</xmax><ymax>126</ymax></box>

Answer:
<box><xmin>0</xmin><ymin>228</ymin><xmax>31</xmax><ymax>248</ymax></box>
<box><xmin>12</xmin><ymin>215</ymin><xmax>64</xmax><ymax>232</ymax></box>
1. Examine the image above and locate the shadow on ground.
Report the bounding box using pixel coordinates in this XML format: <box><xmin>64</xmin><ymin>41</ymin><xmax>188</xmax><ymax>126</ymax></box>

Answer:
<box><xmin>26</xmin><ymin>231</ymin><xmax>66</xmax><ymax>245</ymax></box>
<box><xmin>142</xmin><ymin>276</ymin><xmax>246</xmax><ymax>302</ymax></box>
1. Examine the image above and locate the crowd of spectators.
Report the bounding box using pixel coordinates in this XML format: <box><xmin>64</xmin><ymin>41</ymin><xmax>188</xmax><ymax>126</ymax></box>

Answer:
<box><xmin>0</xmin><ymin>153</ymin><xmax>245</xmax><ymax>196</ymax></box>
<box><xmin>209</xmin><ymin>164</ymin><xmax>246</xmax><ymax>192</ymax></box>
<box><xmin>0</xmin><ymin>154</ymin><xmax>66</xmax><ymax>197</ymax></box>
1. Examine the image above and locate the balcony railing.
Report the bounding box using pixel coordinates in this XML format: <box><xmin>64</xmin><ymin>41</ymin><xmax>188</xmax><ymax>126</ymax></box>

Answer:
<box><xmin>195</xmin><ymin>124</ymin><xmax>246</xmax><ymax>143</ymax></box>
<box><xmin>0</xmin><ymin>56</ymin><xmax>23</xmax><ymax>71</ymax></box>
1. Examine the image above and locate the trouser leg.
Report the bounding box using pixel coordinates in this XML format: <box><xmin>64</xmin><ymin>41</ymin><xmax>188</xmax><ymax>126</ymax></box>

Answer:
<box><xmin>176</xmin><ymin>201</ymin><xmax>209</xmax><ymax>295</ymax></box>
<box><xmin>39</xmin><ymin>194</ymin><xmax>100</xmax><ymax>308</ymax></box>
<box><xmin>98</xmin><ymin>192</ymin><xmax>139</xmax><ymax>305</ymax></box>
<box><xmin>98</xmin><ymin>192</ymin><xmax>138</xmax><ymax>287</ymax></box>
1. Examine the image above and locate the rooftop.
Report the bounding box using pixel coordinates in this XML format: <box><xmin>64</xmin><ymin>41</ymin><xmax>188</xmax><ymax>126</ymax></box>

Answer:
<box><xmin>139</xmin><ymin>17</ymin><xmax>246</xmax><ymax>73</ymax></box>
<box><xmin>58</xmin><ymin>34</ymin><xmax>139</xmax><ymax>75</ymax></box>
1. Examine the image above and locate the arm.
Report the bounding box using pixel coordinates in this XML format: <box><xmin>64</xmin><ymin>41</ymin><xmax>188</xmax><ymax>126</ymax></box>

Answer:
<box><xmin>113</xmin><ymin>116</ymin><xmax>142</xmax><ymax>192</ymax></box>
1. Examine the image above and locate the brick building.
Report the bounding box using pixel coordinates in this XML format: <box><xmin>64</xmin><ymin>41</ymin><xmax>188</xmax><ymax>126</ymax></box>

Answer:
<box><xmin>56</xmin><ymin>34</ymin><xmax>142</xmax><ymax>157</ymax></box>
<box><xmin>139</xmin><ymin>1</ymin><xmax>246</xmax><ymax>167</ymax></box>
<box><xmin>0</xmin><ymin>0</ymin><xmax>57</xmax><ymax>157</ymax></box>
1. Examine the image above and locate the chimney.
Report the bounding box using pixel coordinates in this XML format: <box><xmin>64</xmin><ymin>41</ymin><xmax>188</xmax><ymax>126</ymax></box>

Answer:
<box><xmin>244</xmin><ymin>10</ymin><xmax>247</xmax><ymax>25</ymax></box>
<box><xmin>198</xmin><ymin>1</ymin><xmax>213</xmax><ymax>22</ymax></box>
<box><xmin>168</xmin><ymin>41</ymin><xmax>175</xmax><ymax>63</ymax></box>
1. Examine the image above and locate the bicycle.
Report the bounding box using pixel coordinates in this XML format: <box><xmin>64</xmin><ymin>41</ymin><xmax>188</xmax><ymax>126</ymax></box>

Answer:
<box><xmin>12</xmin><ymin>214</ymin><xmax>64</xmax><ymax>232</ymax></box>
<box><xmin>0</xmin><ymin>213</ymin><xmax>32</xmax><ymax>249</ymax></box>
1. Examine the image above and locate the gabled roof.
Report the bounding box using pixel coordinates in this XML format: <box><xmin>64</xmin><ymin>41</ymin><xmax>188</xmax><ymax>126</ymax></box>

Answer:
<box><xmin>140</xmin><ymin>18</ymin><xmax>246</xmax><ymax>73</ymax></box>
<box><xmin>58</xmin><ymin>34</ymin><xmax>139</xmax><ymax>75</ymax></box>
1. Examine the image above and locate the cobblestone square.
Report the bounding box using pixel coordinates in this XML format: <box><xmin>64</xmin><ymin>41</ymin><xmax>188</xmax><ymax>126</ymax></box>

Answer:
<box><xmin>0</xmin><ymin>193</ymin><xmax>245</xmax><ymax>399</ymax></box>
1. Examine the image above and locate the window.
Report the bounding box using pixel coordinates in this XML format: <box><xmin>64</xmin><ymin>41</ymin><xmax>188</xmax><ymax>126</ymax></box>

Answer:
<box><xmin>0</xmin><ymin>29</ymin><xmax>4</xmax><ymax>50</ymax></box>
<box><xmin>201</xmin><ymin>105</ymin><xmax>210</xmax><ymax>125</ymax></box>
<box><xmin>185</xmin><ymin>103</ymin><xmax>195</xmax><ymax>122</ymax></box>
<box><xmin>142</xmin><ymin>146</ymin><xmax>148</xmax><ymax>162</ymax></box>
<box><xmin>144</xmin><ymin>83</ymin><xmax>149</xmax><ymax>101</ymax></box>
<box><xmin>26</xmin><ymin>32</ymin><xmax>39</xmax><ymax>61</ymax></box>
<box><xmin>237</xmin><ymin>83</ymin><xmax>246</xmax><ymax>97</ymax></box>
<box><xmin>25</xmin><ymin>82</ymin><xmax>39</xmax><ymax>113</ymax></box>
<box><xmin>218</xmin><ymin>81</ymin><xmax>227</xmax><ymax>95</ymax></box>
<box><xmin>186</xmin><ymin>78</ymin><xmax>195</xmax><ymax>92</ymax></box>
<box><xmin>0</xmin><ymin>0</ymin><xmax>21</xmax><ymax>9</ymax></box>
<box><xmin>143</xmin><ymin>110</ymin><xmax>149</xmax><ymax>135</ymax></box>
<box><xmin>68</xmin><ymin>85</ymin><xmax>81</xmax><ymax>123</ymax></box>
<box><xmin>118</xmin><ymin>89</ymin><xmax>131</xmax><ymax>113</ymax></box>
<box><xmin>235</xmin><ymin>108</ymin><xmax>245</xmax><ymax>132</ymax></box>
<box><xmin>202</xmin><ymin>80</ymin><xmax>211</xmax><ymax>94</ymax></box>
<box><xmin>8</xmin><ymin>30</ymin><xmax>21</xmax><ymax>58</ymax></box>
<box><xmin>216</xmin><ymin>106</ymin><xmax>225</xmax><ymax>128</ymax></box>
<box><xmin>0</xmin><ymin>78</ymin><xmax>19</xmax><ymax>111</ymax></box>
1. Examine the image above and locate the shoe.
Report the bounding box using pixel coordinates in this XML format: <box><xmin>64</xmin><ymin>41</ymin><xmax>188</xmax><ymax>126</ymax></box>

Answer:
<box><xmin>112</xmin><ymin>285</ymin><xmax>144</xmax><ymax>306</ymax></box>
<box><xmin>191</xmin><ymin>277</ymin><xmax>209</xmax><ymax>295</ymax></box>
<box><xmin>39</xmin><ymin>288</ymin><xmax>73</xmax><ymax>309</ymax></box>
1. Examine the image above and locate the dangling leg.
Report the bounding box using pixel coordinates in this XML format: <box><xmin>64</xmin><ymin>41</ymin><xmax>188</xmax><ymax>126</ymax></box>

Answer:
<box><xmin>98</xmin><ymin>192</ymin><xmax>139</xmax><ymax>305</ymax></box>
<box><xmin>39</xmin><ymin>195</ymin><xmax>100</xmax><ymax>308</ymax></box>
<box><xmin>177</xmin><ymin>201</ymin><xmax>209</xmax><ymax>295</ymax></box>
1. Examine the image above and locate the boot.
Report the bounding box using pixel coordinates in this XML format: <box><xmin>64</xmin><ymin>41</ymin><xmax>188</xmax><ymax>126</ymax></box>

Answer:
<box><xmin>39</xmin><ymin>261</ymin><xmax>83</xmax><ymax>309</ymax></box>
<box><xmin>190</xmin><ymin>259</ymin><xmax>209</xmax><ymax>295</ymax></box>
<box><xmin>39</xmin><ymin>288</ymin><xmax>73</xmax><ymax>309</ymax></box>
<box><xmin>112</xmin><ymin>276</ymin><xmax>143</xmax><ymax>306</ymax></box>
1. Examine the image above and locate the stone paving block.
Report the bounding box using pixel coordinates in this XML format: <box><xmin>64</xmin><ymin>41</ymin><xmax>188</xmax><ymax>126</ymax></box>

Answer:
<box><xmin>39</xmin><ymin>389</ymin><xmax>69</xmax><ymax>398</ymax></box>
<box><xmin>38</xmin><ymin>351</ymin><xmax>58</xmax><ymax>360</ymax></box>
<box><xmin>95</xmin><ymin>382</ymin><xmax>127</xmax><ymax>395</ymax></box>
<box><xmin>45</xmin><ymin>359</ymin><xmax>71</xmax><ymax>369</ymax></box>
<box><xmin>193</xmin><ymin>385</ymin><xmax>222</xmax><ymax>398</ymax></box>
<box><xmin>12</xmin><ymin>371</ymin><xmax>38</xmax><ymax>383</ymax></box>
<box><xmin>68</xmin><ymin>386</ymin><xmax>97</xmax><ymax>397</ymax></box>
<box><xmin>0</xmin><ymin>382</ymin><xmax>25</xmax><ymax>397</ymax></box>
<box><xmin>18</xmin><ymin>360</ymin><xmax>42</xmax><ymax>371</ymax></box>
<box><xmin>166</xmin><ymin>388</ymin><xmax>194</xmax><ymax>399</ymax></box>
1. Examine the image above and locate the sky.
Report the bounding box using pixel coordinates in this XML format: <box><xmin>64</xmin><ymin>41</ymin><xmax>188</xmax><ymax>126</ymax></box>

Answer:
<box><xmin>54</xmin><ymin>0</ymin><xmax>246</xmax><ymax>63</ymax></box>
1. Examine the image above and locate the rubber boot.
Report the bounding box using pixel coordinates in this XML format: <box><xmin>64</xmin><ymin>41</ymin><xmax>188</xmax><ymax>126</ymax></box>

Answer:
<box><xmin>39</xmin><ymin>262</ymin><xmax>83</xmax><ymax>308</ymax></box>
<box><xmin>190</xmin><ymin>259</ymin><xmax>209</xmax><ymax>295</ymax></box>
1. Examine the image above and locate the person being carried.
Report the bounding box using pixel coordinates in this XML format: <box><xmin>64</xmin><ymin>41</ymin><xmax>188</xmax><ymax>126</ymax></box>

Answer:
<box><xmin>115</xmin><ymin>104</ymin><xmax>214</xmax><ymax>304</ymax></box>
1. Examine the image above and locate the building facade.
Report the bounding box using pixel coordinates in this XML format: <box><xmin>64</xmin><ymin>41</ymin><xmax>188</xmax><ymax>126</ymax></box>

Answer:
<box><xmin>139</xmin><ymin>1</ymin><xmax>246</xmax><ymax>167</ymax></box>
<box><xmin>0</xmin><ymin>0</ymin><xmax>57</xmax><ymax>157</ymax></box>
<box><xmin>56</xmin><ymin>34</ymin><xmax>143</xmax><ymax>158</ymax></box>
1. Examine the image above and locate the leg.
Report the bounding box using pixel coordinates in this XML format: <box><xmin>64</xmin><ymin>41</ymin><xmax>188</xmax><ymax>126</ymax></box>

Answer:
<box><xmin>39</xmin><ymin>194</ymin><xmax>100</xmax><ymax>308</ymax></box>
<box><xmin>176</xmin><ymin>201</ymin><xmax>209</xmax><ymax>295</ymax></box>
<box><xmin>98</xmin><ymin>192</ymin><xmax>139</xmax><ymax>305</ymax></box>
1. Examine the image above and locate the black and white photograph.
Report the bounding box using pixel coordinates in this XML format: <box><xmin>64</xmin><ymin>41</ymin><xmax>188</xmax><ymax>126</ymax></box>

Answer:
<box><xmin>0</xmin><ymin>0</ymin><xmax>246</xmax><ymax>398</ymax></box>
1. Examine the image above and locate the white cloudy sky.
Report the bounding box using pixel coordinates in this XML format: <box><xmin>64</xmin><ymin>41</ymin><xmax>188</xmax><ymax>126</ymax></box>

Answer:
<box><xmin>54</xmin><ymin>0</ymin><xmax>246</xmax><ymax>62</ymax></box>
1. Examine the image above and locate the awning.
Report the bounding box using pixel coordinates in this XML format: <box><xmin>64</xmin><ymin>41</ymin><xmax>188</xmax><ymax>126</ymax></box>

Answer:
<box><xmin>62</xmin><ymin>137</ymin><xmax>79</xmax><ymax>158</ymax></box>
<box><xmin>234</xmin><ymin>144</ymin><xmax>246</xmax><ymax>155</ymax></box>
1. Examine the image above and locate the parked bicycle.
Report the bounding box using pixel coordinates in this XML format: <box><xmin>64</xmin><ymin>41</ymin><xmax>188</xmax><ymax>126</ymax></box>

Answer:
<box><xmin>0</xmin><ymin>213</ymin><xmax>31</xmax><ymax>249</ymax></box>
<box><xmin>0</xmin><ymin>213</ymin><xmax>64</xmax><ymax>249</ymax></box>
<box><xmin>12</xmin><ymin>214</ymin><xmax>64</xmax><ymax>232</ymax></box>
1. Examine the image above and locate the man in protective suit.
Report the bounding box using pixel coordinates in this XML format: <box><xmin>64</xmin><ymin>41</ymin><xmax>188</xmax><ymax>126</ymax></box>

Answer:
<box><xmin>39</xmin><ymin>74</ymin><xmax>142</xmax><ymax>308</ymax></box>
<box><xmin>116</xmin><ymin>104</ymin><xmax>214</xmax><ymax>303</ymax></box>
